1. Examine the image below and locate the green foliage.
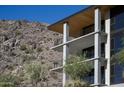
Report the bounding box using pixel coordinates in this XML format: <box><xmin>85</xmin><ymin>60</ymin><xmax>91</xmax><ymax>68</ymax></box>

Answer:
<box><xmin>24</xmin><ymin>62</ymin><xmax>48</xmax><ymax>86</ymax></box>
<box><xmin>0</xmin><ymin>82</ymin><xmax>15</xmax><ymax>87</ymax></box>
<box><xmin>64</xmin><ymin>55</ymin><xmax>92</xmax><ymax>80</ymax></box>
<box><xmin>65</xmin><ymin>80</ymin><xmax>89</xmax><ymax>87</ymax></box>
<box><xmin>0</xmin><ymin>74</ymin><xmax>21</xmax><ymax>87</ymax></box>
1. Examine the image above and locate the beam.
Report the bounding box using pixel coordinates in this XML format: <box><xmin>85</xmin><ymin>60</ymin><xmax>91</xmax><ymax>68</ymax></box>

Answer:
<box><xmin>105</xmin><ymin>10</ymin><xmax>111</xmax><ymax>86</ymax></box>
<box><xmin>94</xmin><ymin>8</ymin><xmax>101</xmax><ymax>86</ymax></box>
<box><xmin>51</xmin><ymin>31</ymin><xmax>106</xmax><ymax>50</ymax></box>
<box><xmin>50</xmin><ymin>57</ymin><xmax>107</xmax><ymax>71</ymax></box>
<box><xmin>62</xmin><ymin>22</ymin><xmax>69</xmax><ymax>87</ymax></box>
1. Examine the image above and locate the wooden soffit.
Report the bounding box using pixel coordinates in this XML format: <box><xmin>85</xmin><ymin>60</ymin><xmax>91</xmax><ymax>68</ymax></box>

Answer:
<box><xmin>48</xmin><ymin>5</ymin><xmax>114</xmax><ymax>37</ymax></box>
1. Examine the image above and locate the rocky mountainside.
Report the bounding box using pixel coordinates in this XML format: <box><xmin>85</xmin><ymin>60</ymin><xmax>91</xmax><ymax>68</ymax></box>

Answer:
<box><xmin>0</xmin><ymin>20</ymin><xmax>63</xmax><ymax>87</ymax></box>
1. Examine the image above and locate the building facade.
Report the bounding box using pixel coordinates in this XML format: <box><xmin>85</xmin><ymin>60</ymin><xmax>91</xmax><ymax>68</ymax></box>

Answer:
<box><xmin>48</xmin><ymin>5</ymin><xmax>124</xmax><ymax>87</ymax></box>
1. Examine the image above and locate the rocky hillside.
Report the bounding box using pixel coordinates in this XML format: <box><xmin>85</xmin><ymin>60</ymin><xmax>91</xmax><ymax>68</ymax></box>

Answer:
<box><xmin>0</xmin><ymin>20</ymin><xmax>63</xmax><ymax>87</ymax></box>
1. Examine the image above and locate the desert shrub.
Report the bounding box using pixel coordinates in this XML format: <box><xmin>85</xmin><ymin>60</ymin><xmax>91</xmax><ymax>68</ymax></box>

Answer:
<box><xmin>65</xmin><ymin>80</ymin><xmax>90</xmax><ymax>87</ymax></box>
<box><xmin>0</xmin><ymin>82</ymin><xmax>15</xmax><ymax>87</ymax></box>
<box><xmin>0</xmin><ymin>74</ymin><xmax>21</xmax><ymax>87</ymax></box>
<box><xmin>20</xmin><ymin>44</ymin><xmax>27</xmax><ymax>51</ymax></box>
<box><xmin>24</xmin><ymin>62</ymin><xmax>48</xmax><ymax>86</ymax></box>
<box><xmin>64</xmin><ymin>55</ymin><xmax>92</xmax><ymax>80</ymax></box>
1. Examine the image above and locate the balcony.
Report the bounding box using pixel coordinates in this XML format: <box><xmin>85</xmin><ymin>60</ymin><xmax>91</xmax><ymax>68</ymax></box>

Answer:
<box><xmin>51</xmin><ymin>31</ymin><xmax>107</xmax><ymax>55</ymax></box>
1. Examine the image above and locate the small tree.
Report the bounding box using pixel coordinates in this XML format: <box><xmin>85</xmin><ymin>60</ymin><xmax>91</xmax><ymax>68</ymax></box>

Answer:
<box><xmin>64</xmin><ymin>55</ymin><xmax>92</xmax><ymax>87</ymax></box>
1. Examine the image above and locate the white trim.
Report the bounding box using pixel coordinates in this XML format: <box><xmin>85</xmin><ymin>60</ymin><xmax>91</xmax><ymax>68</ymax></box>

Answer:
<box><xmin>50</xmin><ymin>57</ymin><xmax>106</xmax><ymax>71</ymax></box>
<box><xmin>94</xmin><ymin>8</ymin><xmax>101</xmax><ymax>86</ymax></box>
<box><xmin>51</xmin><ymin>31</ymin><xmax>106</xmax><ymax>50</ymax></box>
<box><xmin>62</xmin><ymin>22</ymin><xmax>69</xmax><ymax>87</ymax></box>
<box><xmin>105</xmin><ymin>10</ymin><xmax>111</xmax><ymax>86</ymax></box>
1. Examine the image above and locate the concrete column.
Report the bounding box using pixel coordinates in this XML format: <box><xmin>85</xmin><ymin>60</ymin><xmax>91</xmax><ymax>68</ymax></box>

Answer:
<box><xmin>105</xmin><ymin>10</ymin><xmax>111</xmax><ymax>86</ymax></box>
<box><xmin>94</xmin><ymin>8</ymin><xmax>101</xmax><ymax>86</ymax></box>
<box><xmin>63</xmin><ymin>22</ymin><xmax>69</xmax><ymax>87</ymax></box>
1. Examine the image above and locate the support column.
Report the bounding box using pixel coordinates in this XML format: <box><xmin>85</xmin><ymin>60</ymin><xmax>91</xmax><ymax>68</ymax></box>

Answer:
<box><xmin>94</xmin><ymin>8</ymin><xmax>101</xmax><ymax>86</ymax></box>
<box><xmin>105</xmin><ymin>10</ymin><xmax>111</xmax><ymax>86</ymax></box>
<box><xmin>63</xmin><ymin>22</ymin><xmax>69</xmax><ymax>87</ymax></box>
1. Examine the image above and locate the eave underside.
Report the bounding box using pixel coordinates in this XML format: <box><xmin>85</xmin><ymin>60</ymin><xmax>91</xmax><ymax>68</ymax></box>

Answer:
<box><xmin>48</xmin><ymin>5</ymin><xmax>114</xmax><ymax>37</ymax></box>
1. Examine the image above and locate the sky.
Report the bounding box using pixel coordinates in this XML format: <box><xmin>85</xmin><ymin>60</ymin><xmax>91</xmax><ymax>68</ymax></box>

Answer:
<box><xmin>0</xmin><ymin>5</ymin><xmax>88</xmax><ymax>24</ymax></box>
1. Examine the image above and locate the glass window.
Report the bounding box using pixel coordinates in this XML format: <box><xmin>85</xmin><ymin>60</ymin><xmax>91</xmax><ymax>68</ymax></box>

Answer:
<box><xmin>110</xmin><ymin>65</ymin><xmax>115</xmax><ymax>84</ymax></box>
<box><xmin>110</xmin><ymin>17</ymin><xmax>116</xmax><ymax>31</ymax></box>
<box><xmin>111</xmin><ymin>50</ymin><xmax>115</xmax><ymax>57</ymax></box>
<box><xmin>111</xmin><ymin>17</ymin><xmax>115</xmax><ymax>25</ymax></box>
<box><xmin>111</xmin><ymin>13</ymin><xmax>124</xmax><ymax>31</ymax></box>
<box><xmin>82</xmin><ymin>43</ymin><xmax>105</xmax><ymax>58</ymax></box>
<box><xmin>84</xmin><ymin>66</ymin><xmax>105</xmax><ymax>84</ymax></box>
<box><xmin>111</xmin><ymin>38</ymin><xmax>115</xmax><ymax>49</ymax></box>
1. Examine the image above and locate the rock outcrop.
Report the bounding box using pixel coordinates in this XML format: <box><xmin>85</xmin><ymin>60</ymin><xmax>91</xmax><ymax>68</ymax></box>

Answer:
<box><xmin>0</xmin><ymin>20</ymin><xmax>63</xmax><ymax>87</ymax></box>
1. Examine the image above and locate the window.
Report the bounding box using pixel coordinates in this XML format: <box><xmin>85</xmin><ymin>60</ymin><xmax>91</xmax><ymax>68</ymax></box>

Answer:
<box><xmin>84</xmin><ymin>66</ymin><xmax>105</xmax><ymax>84</ymax></box>
<box><xmin>111</xmin><ymin>17</ymin><xmax>116</xmax><ymax>25</ymax></box>
<box><xmin>111</xmin><ymin>38</ymin><xmax>115</xmax><ymax>50</ymax></box>
<box><xmin>111</xmin><ymin>17</ymin><xmax>116</xmax><ymax>31</ymax></box>
<box><xmin>111</xmin><ymin>38</ymin><xmax>115</xmax><ymax>56</ymax></box>
<box><xmin>82</xmin><ymin>46</ymin><xmax>94</xmax><ymax>58</ymax></box>
<box><xmin>82</xmin><ymin>43</ymin><xmax>105</xmax><ymax>58</ymax></box>
<box><xmin>121</xmin><ymin>36</ymin><xmax>124</xmax><ymax>47</ymax></box>
<box><xmin>111</xmin><ymin>50</ymin><xmax>115</xmax><ymax>56</ymax></box>
<box><xmin>110</xmin><ymin>65</ymin><xmax>115</xmax><ymax>84</ymax></box>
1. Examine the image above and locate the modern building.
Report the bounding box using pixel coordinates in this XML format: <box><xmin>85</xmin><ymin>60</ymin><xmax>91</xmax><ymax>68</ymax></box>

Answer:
<box><xmin>48</xmin><ymin>5</ymin><xmax>124</xmax><ymax>87</ymax></box>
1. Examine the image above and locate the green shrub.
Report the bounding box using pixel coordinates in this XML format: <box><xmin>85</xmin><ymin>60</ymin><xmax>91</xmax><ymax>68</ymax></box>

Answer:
<box><xmin>64</xmin><ymin>55</ymin><xmax>92</xmax><ymax>80</ymax></box>
<box><xmin>24</xmin><ymin>62</ymin><xmax>48</xmax><ymax>86</ymax></box>
<box><xmin>0</xmin><ymin>82</ymin><xmax>15</xmax><ymax>87</ymax></box>
<box><xmin>65</xmin><ymin>80</ymin><xmax>89</xmax><ymax>87</ymax></box>
<box><xmin>0</xmin><ymin>74</ymin><xmax>21</xmax><ymax>87</ymax></box>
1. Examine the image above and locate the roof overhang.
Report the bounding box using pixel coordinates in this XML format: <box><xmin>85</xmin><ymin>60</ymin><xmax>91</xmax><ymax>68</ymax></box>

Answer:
<box><xmin>48</xmin><ymin>5</ymin><xmax>114</xmax><ymax>37</ymax></box>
